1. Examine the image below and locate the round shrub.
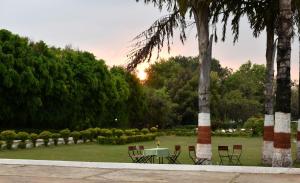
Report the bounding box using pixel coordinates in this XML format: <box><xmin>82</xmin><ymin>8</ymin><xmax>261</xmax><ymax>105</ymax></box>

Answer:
<box><xmin>39</xmin><ymin>131</ymin><xmax>52</xmax><ymax>147</ymax></box>
<box><xmin>100</xmin><ymin>129</ymin><xmax>113</xmax><ymax>137</ymax></box>
<box><xmin>52</xmin><ymin>133</ymin><xmax>60</xmax><ymax>146</ymax></box>
<box><xmin>124</xmin><ymin>130</ymin><xmax>134</xmax><ymax>136</ymax></box>
<box><xmin>1</xmin><ymin>130</ymin><xmax>16</xmax><ymax>150</ymax></box>
<box><xmin>16</xmin><ymin>132</ymin><xmax>29</xmax><ymax>149</ymax></box>
<box><xmin>59</xmin><ymin>129</ymin><xmax>70</xmax><ymax>145</ymax></box>
<box><xmin>131</xmin><ymin>128</ymin><xmax>140</xmax><ymax>135</ymax></box>
<box><xmin>244</xmin><ymin>117</ymin><xmax>263</xmax><ymax>136</ymax></box>
<box><xmin>87</xmin><ymin>128</ymin><xmax>97</xmax><ymax>141</ymax></box>
<box><xmin>113</xmin><ymin>129</ymin><xmax>124</xmax><ymax>137</ymax></box>
<box><xmin>97</xmin><ymin>136</ymin><xmax>106</xmax><ymax>144</ymax></box>
<box><xmin>150</xmin><ymin>127</ymin><xmax>158</xmax><ymax>133</ymax></box>
<box><xmin>70</xmin><ymin>131</ymin><xmax>80</xmax><ymax>144</ymax></box>
<box><xmin>80</xmin><ymin>130</ymin><xmax>91</xmax><ymax>143</ymax></box>
<box><xmin>141</xmin><ymin>128</ymin><xmax>150</xmax><ymax>135</ymax></box>
<box><xmin>94</xmin><ymin>127</ymin><xmax>101</xmax><ymax>136</ymax></box>
<box><xmin>30</xmin><ymin>133</ymin><xmax>39</xmax><ymax>147</ymax></box>
<box><xmin>0</xmin><ymin>141</ymin><xmax>3</xmax><ymax>150</ymax></box>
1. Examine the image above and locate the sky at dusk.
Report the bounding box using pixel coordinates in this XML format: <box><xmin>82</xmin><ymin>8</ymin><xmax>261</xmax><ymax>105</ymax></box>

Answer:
<box><xmin>1</xmin><ymin>0</ymin><xmax>299</xmax><ymax>80</ymax></box>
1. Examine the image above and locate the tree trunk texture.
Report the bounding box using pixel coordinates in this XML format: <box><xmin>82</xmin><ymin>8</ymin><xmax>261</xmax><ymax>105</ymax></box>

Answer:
<box><xmin>272</xmin><ymin>0</ymin><xmax>293</xmax><ymax>167</ymax></box>
<box><xmin>193</xmin><ymin>5</ymin><xmax>212</xmax><ymax>163</ymax></box>
<box><xmin>297</xmin><ymin>38</ymin><xmax>300</xmax><ymax>163</ymax></box>
<box><xmin>262</xmin><ymin>26</ymin><xmax>275</xmax><ymax>166</ymax></box>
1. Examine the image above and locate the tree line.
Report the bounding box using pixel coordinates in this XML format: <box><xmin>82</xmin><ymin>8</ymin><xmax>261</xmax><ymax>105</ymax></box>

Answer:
<box><xmin>0</xmin><ymin>29</ymin><xmax>146</xmax><ymax>130</ymax></box>
<box><xmin>144</xmin><ymin>56</ymin><xmax>300</xmax><ymax>128</ymax></box>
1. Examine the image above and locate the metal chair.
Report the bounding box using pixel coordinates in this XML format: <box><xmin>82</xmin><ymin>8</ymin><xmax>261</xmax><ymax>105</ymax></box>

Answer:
<box><xmin>218</xmin><ymin>145</ymin><xmax>232</xmax><ymax>165</ymax></box>
<box><xmin>230</xmin><ymin>145</ymin><xmax>242</xmax><ymax>165</ymax></box>
<box><xmin>188</xmin><ymin>145</ymin><xmax>208</xmax><ymax>165</ymax></box>
<box><xmin>167</xmin><ymin>145</ymin><xmax>181</xmax><ymax>164</ymax></box>
<box><xmin>128</xmin><ymin>146</ymin><xmax>148</xmax><ymax>163</ymax></box>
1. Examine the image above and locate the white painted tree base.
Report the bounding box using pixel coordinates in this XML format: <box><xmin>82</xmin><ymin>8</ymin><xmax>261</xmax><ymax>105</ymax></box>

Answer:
<box><xmin>196</xmin><ymin>143</ymin><xmax>212</xmax><ymax>162</ymax></box>
<box><xmin>262</xmin><ymin>141</ymin><xmax>273</xmax><ymax>165</ymax></box>
<box><xmin>272</xmin><ymin>148</ymin><xmax>292</xmax><ymax>167</ymax></box>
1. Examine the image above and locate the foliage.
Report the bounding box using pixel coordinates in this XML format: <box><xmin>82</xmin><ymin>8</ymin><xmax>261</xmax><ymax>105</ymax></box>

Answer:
<box><xmin>141</xmin><ymin>128</ymin><xmax>150</xmax><ymax>134</ymax></box>
<box><xmin>51</xmin><ymin>133</ymin><xmax>60</xmax><ymax>146</ymax></box>
<box><xmin>59</xmin><ymin>129</ymin><xmax>70</xmax><ymax>145</ymax></box>
<box><xmin>39</xmin><ymin>131</ymin><xmax>52</xmax><ymax>147</ymax></box>
<box><xmin>0</xmin><ymin>30</ymin><xmax>146</xmax><ymax>130</ymax></box>
<box><xmin>150</xmin><ymin>127</ymin><xmax>158</xmax><ymax>132</ymax></box>
<box><xmin>243</xmin><ymin>117</ymin><xmax>264</xmax><ymax>136</ymax></box>
<box><xmin>97</xmin><ymin>134</ymin><xmax>156</xmax><ymax>145</ymax></box>
<box><xmin>80</xmin><ymin>130</ymin><xmax>91</xmax><ymax>143</ymax></box>
<box><xmin>0</xmin><ymin>130</ymin><xmax>16</xmax><ymax>149</ymax></box>
<box><xmin>16</xmin><ymin>132</ymin><xmax>29</xmax><ymax>149</ymax></box>
<box><xmin>70</xmin><ymin>131</ymin><xmax>81</xmax><ymax>144</ymax></box>
<box><xmin>16</xmin><ymin>132</ymin><xmax>29</xmax><ymax>142</ymax></box>
<box><xmin>113</xmin><ymin>129</ymin><xmax>123</xmax><ymax>137</ymax></box>
<box><xmin>29</xmin><ymin>133</ymin><xmax>39</xmax><ymax>147</ymax></box>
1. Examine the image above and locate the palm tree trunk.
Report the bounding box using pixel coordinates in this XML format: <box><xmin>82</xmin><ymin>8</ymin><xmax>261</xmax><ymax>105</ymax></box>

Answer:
<box><xmin>297</xmin><ymin>37</ymin><xmax>300</xmax><ymax>163</ymax></box>
<box><xmin>262</xmin><ymin>25</ymin><xmax>275</xmax><ymax>166</ymax></box>
<box><xmin>272</xmin><ymin>0</ymin><xmax>293</xmax><ymax>167</ymax></box>
<box><xmin>193</xmin><ymin>4</ymin><xmax>212</xmax><ymax>163</ymax></box>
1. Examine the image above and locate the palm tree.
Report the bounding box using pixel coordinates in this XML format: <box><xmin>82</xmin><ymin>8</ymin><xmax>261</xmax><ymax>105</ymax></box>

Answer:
<box><xmin>211</xmin><ymin>0</ymin><xmax>278</xmax><ymax>165</ymax></box>
<box><xmin>272</xmin><ymin>0</ymin><xmax>293</xmax><ymax>167</ymax></box>
<box><xmin>128</xmin><ymin>0</ymin><xmax>215</xmax><ymax>162</ymax></box>
<box><xmin>246</xmin><ymin>0</ymin><xmax>278</xmax><ymax>166</ymax></box>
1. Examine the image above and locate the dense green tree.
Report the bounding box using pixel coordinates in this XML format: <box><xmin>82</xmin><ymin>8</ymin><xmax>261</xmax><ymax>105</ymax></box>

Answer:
<box><xmin>0</xmin><ymin>29</ymin><xmax>146</xmax><ymax>130</ymax></box>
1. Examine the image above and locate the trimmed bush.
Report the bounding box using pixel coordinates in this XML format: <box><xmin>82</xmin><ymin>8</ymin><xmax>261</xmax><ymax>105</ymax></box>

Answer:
<box><xmin>243</xmin><ymin>117</ymin><xmax>263</xmax><ymax>136</ymax></box>
<box><xmin>39</xmin><ymin>131</ymin><xmax>52</xmax><ymax>147</ymax></box>
<box><xmin>150</xmin><ymin>127</ymin><xmax>158</xmax><ymax>133</ymax></box>
<box><xmin>16</xmin><ymin>132</ymin><xmax>29</xmax><ymax>149</ymax></box>
<box><xmin>52</xmin><ymin>133</ymin><xmax>60</xmax><ymax>146</ymax></box>
<box><xmin>1</xmin><ymin>130</ymin><xmax>16</xmax><ymax>149</ymax></box>
<box><xmin>97</xmin><ymin>133</ymin><xmax>156</xmax><ymax>145</ymax></box>
<box><xmin>87</xmin><ymin>128</ymin><xmax>97</xmax><ymax>140</ymax></box>
<box><xmin>100</xmin><ymin>129</ymin><xmax>113</xmax><ymax>137</ymax></box>
<box><xmin>141</xmin><ymin>128</ymin><xmax>150</xmax><ymax>134</ymax></box>
<box><xmin>113</xmin><ymin>129</ymin><xmax>123</xmax><ymax>137</ymax></box>
<box><xmin>70</xmin><ymin>131</ymin><xmax>81</xmax><ymax>144</ymax></box>
<box><xmin>30</xmin><ymin>133</ymin><xmax>39</xmax><ymax>147</ymax></box>
<box><xmin>124</xmin><ymin>129</ymin><xmax>134</xmax><ymax>136</ymax></box>
<box><xmin>60</xmin><ymin>129</ymin><xmax>71</xmax><ymax>144</ymax></box>
<box><xmin>80</xmin><ymin>130</ymin><xmax>91</xmax><ymax>143</ymax></box>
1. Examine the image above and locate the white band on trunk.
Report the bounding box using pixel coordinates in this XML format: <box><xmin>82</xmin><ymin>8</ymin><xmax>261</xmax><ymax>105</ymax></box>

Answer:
<box><xmin>298</xmin><ymin>119</ymin><xmax>300</xmax><ymax>131</ymax></box>
<box><xmin>196</xmin><ymin>143</ymin><xmax>212</xmax><ymax>160</ymax></box>
<box><xmin>274</xmin><ymin>112</ymin><xmax>291</xmax><ymax>133</ymax></box>
<box><xmin>264</xmin><ymin>114</ymin><xmax>274</xmax><ymax>126</ymax></box>
<box><xmin>198</xmin><ymin>113</ymin><xmax>210</xmax><ymax>126</ymax></box>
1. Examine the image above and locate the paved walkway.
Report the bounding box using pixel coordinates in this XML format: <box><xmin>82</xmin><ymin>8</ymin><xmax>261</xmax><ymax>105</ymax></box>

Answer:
<box><xmin>0</xmin><ymin>159</ymin><xmax>300</xmax><ymax>183</ymax></box>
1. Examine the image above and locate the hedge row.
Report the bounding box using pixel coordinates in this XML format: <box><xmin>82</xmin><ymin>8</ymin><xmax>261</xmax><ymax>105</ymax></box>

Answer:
<box><xmin>0</xmin><ymin>127</ymin><xmax>158</xmax><ymax>149</ymax></box>
<box><xmin>97</xmin><ymin>134</ymin><xmax>157</xmax><ymax>145</ymax></box>
<box><xmin>158</xmin><ymin>129</ymin><xmax>253</xmax><ymax>137</ymax></box>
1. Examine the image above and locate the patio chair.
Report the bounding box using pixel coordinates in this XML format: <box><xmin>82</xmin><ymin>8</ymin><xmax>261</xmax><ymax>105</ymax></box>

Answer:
<box><xmin>167</xmin><ymin>145</ymin><xmax>181</xmax><ymax>164</ymax></box>
<box><xmin>230</xmin><ymin>145</ymin><xmax>242</xmax><ymax>165</ymax></box>
<box><xmin>137</xmin><ymin>145</ymin><xmax>152</xmax><ymax>163</ymax></box>
<box><xmin>188</xmin><ymin>145</ymin><xmax>208</xmax><ymax>165</ymax></box>
<box><xmin>218</xmin><ymin>145</ymin><xmax>231</xmax><ymax>165</ymax></box>
<box><xmin>128</xmin><ymin>146</ymin><xmax>148</xmax><ymax>163</ymax></box>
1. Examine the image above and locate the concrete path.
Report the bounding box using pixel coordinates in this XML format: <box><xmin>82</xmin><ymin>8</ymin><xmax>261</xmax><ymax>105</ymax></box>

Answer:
<box><xmin>0</xmin><ymin>160</ymin><xmax>300</xmax><ymax>183</ymax></box>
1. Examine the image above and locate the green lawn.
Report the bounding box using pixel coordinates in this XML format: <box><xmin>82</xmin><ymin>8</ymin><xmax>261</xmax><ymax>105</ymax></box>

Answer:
<box><xmin>0</xmin><ymin>136</ymin><xmax>299</xmax><ymax>167</ymax></box>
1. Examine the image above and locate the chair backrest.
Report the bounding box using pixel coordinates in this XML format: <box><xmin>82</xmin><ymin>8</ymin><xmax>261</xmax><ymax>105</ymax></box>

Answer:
<box><xmin>137</xmin><ymin>145</ymin><xmax>144</xmax><ymax>155</ymax></box>
<box><xmin>188</xmin><ymin>146</ymin><xmax>197</xmax><ymax>163</ymax></box>
<box><xmin>137</xmin><ymin>145</ymin><xmax>144</xmax><ymax>150</ymax></box>
<box><xmin>188</xmin><ymin>145</ymin><xmax>195</xmax><ymax>152</ymax></box>
<box><xmin>128</xmin><ymin>146</ymin><xmax>137</xmax><ymax>151</ymax></box>
<box><xmin>174</xmin><ymin>145</ymin><xmax>181</xmax><ymax>156</ymax></box>
<box><xmin>233</xmin><ymin>144</ymin><xmax>242</xmax><ymax>155</ymax></box>
<box><xmin>218</xmin><ymin>145</ymin><xmax>229</xmax><ymax>156</ymax></box>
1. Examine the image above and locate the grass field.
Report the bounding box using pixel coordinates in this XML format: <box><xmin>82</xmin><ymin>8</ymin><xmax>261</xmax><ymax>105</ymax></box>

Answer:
<box><xmin>0</xmin><ymin>136</ymin><xmax>299</xmax><ymax>167</ymax></box>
